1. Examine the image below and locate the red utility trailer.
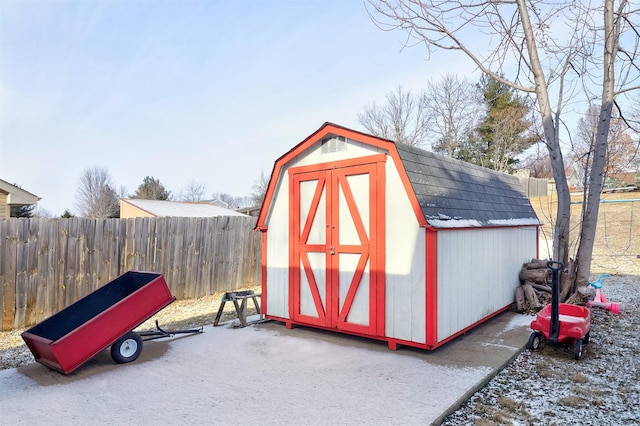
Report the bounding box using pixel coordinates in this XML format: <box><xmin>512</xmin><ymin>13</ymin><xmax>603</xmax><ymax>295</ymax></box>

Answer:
<box><xmin>21</xmin><ymin>271</ymin><xmax>199</xmax><ymax>374</ymax></box>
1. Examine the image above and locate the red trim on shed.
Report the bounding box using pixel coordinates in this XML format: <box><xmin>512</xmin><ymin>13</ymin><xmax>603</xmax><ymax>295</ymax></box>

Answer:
<box><xmin>260</xmin><ymin>228</ymin><xmax>268</xmax><ymax>316</ymax></box>
<box><xmin>425</xmin><ymin>227</ymin><xmax>438</xmax><ymax>346</ymax></box>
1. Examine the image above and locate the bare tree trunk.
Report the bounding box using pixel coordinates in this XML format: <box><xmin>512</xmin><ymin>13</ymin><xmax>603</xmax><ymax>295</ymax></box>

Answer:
<box><xmin>575</xmin><ymin>0</ymin><xmax>617</xmax><ymax>286</ymax></box>
<box><xmin>516</xmin><ymin>0</ymin><xmax>571</xmax><ymax>267</ymax></box>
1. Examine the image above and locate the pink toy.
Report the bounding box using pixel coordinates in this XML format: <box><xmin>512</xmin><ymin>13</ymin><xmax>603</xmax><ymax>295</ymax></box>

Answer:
<box><xmin>587</xmin><ymin>300</ymin><xmax>621</xmax><ymax>314</ymax></box>
<box><xmin>587</xmin><ymin>274</ymin><xmax>621</xmax><ymax>314</ymax></box>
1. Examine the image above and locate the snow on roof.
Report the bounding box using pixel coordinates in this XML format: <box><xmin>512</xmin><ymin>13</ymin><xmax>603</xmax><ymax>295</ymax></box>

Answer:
<box><xmin>426</xmin><ymin>217</ymin><xmax>541</xmax><ymax>229</ymax></box>
<box><xmin>122</xmin><ymin>199</ymin><xmax>249</xmax><ymax>218</ymax></box>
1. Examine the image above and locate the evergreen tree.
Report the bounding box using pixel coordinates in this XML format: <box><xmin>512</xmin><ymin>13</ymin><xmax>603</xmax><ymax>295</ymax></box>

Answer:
<box><xmin>461</xmin><ymin>77</ymin><xmax>538</xmax><ymax>172</ymax></box>
<box><xmin>10</xmin><ymin>204</ymin><xmax>35</xmax><ymax>218</ymax></box>
<box><xmin>132</xmin><ymin>176</ymin><xmax>171</xmax><ymax>200</ymax></box>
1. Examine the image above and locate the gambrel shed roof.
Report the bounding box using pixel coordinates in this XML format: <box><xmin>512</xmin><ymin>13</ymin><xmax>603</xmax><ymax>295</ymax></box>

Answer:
<box><xmin>395</xmin><ymin>143</ymin><xmax>539</xmax><ymax>228</ymax></box>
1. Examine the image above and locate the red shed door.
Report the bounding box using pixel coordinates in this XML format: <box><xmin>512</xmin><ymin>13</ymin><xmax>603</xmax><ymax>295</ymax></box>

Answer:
<box><xmin>290</xmin><ymin>158</ymin><xmax>384</xmax><ymax>336</ymax></box>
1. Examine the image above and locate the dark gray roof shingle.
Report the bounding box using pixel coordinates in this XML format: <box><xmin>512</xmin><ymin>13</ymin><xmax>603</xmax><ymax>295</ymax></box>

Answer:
<box><xmin>395</xmin><ymin>144</ymin><xmax>539</xmax><ymax>228</ymax></box>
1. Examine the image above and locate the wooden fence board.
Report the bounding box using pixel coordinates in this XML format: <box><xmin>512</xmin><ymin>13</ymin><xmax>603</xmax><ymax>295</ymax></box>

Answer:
<box><xmin>14</xmin><ymin>220</ymin><xmax>29</xmax><ymax>328</ymax></box>
<box><xmin>0</xmin><ymin>220</ymin><xmax>5</xmax><ymax>330</ymax></box>
<box><xmin>33</xmin><ymin>218</ymin><xmax>45</xmax><ymax>324</ymax></box>
<box><xmin>82</xmin><ymin>220</ymin><xmax>94</xmax><ymax>295</ymax></box>
<box><xmin>154</xmin><ymin>217</ymin><xmax>167</xmax><ymax>272</ymax></box>
<box><xmin>55</xmin><ymin>219</ymin><xmax>69</xmax><ymax>313</ymax></box>
<box><xmin>201</xmin><ymin>218</ymin><xmax>215</xmax><ymax>294</ymax></box>
<box><xmin>23</xmin><ymin>220</ymin><xmax>35</xmax><ymax>326</ymax></box>
<box><xmin>42</xmin><ymin>218</ymin><xmax>57</xmax><ymax>323</ymax></box>
<box><xmin>95</xmin><ymin>219</ymin><xmax>108</xmax><ymax>286</ymax></box>
<box><xmin>123</xmin><ymin>218</ymin><xmax>136</xmax><ymax>272</ymax></box>
<box><xmin>175</xmin><ymin>218</ymin><xmax>189</xmax><ymax>298</ymax></box>
<box><xmin>65</xmin><ymin>218</ymin><xmax>79</xmax><ymax>306</ymax></box>
<box><xmin>1</xmin><ymin>219</ymin><xmax>17</xmax><ymax>331</ymax></box>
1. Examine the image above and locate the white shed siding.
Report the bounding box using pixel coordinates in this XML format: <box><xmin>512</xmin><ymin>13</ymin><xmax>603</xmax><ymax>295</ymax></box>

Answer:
<box><xmin>384</xmin><ymin>160</ymin><xmax>426</xmax><ymax>343</ymax></box>
<box><xmin>265</xmin><ymin>172</ymin><xmax>291</xmax><ymax>319</ymax></box>
<box><xmin>436</xmin><ymin>227</ymin><xmax>537</xmax><ymax>341</ymax></box>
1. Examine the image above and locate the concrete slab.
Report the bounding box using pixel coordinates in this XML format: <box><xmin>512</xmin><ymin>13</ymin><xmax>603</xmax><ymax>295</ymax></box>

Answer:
<box><xmin>0</xmin><ymin>311</ymin><xmax>534</xmax><ymax>425</ymax></box>
<box><xmin>262</xmin><ymin>311</ymin><xmax>533</xmax><ymax>424</ymax></box>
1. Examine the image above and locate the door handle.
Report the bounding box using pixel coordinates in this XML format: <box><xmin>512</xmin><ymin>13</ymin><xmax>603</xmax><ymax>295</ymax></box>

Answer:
<box><xmin>330</xmin><ymin>246</ymin><xmax>335</xmax><ymax>255</ymax></box>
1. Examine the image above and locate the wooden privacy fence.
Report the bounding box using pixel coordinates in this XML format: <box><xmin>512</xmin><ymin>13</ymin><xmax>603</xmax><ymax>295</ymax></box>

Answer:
<box><xmin>0</xmin><ymin>216</ymin><xmax>261</xmax><ymax>331</ymax></box>
<box><xmin>519</xmin><ymin>177</ymin><xmax>549</xmax><ymax>198</ymax></box>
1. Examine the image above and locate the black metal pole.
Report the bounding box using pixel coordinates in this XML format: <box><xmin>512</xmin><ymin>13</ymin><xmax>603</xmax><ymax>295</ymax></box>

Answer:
<box><xmin>547</xmin><ymin>260</ymin><xmax>563</xmax><ymax>343</ymax></box>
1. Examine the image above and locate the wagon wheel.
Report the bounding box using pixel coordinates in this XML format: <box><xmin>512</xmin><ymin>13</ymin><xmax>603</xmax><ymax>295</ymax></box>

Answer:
<box><xmin>111</xmin><ymin>332</ymin><xmax>144</xmax><ymax>364</ymax></box>
<box><xmin>527</xmin><ymin>332</ymin><xmax>542</xmax><ymax>351</ymax></box>
<box><xmin>573</xmin><ymin>340</ymin><xmax>583</xmax><ymax>361</ymax></box>
<box><xmin>583</xmin><ymin>330</ymin><xmax>591</xmax><ymax>345</ymax></box>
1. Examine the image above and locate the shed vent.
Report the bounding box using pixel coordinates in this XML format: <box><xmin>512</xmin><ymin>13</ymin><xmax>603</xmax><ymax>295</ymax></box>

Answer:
<box><xmin>321</xmin><ymin>136</ymin><xmax>347</xmax><ymax>153</ymax></box>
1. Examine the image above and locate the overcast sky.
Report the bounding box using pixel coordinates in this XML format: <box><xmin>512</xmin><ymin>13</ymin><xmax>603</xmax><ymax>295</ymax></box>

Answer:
<box><xmin>0</xmin><ymin>0</ymin><xmax>478</xmax><ymax>215</ymax></box>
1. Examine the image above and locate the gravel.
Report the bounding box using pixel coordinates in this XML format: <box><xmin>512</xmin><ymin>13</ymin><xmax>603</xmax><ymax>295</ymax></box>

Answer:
<box><xmin>442</xmin><ymin>274</ymin><xmax>640</xmax><ymax>425</ymax></box>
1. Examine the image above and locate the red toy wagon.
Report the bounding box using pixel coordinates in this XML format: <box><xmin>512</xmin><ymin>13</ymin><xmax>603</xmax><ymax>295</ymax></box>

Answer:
<box><xmin>21</xmin><ymin>271</ymin><xmax>201</xmax><ymax>374</ymax></box>
<box><xmin>527</xmin><ymin>261</ymin><xmax>591</xmax><ymax>360</ymax></box>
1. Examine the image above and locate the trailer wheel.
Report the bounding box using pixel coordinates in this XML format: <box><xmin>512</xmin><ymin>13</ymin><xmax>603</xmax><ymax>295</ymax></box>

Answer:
<box><xmin>573</xmin><ymin>340</ymin><xmax>583</xmax><ymax>361</ymax></box>
<box><xmin>527</xmin><ymin>332</ymin><xmax>541</xmax><ymax>351</ymax></box>
<box><xmin>111</xmin><ymin>333</ymin><xmax>143</xmax><ymax>364</ymax></box>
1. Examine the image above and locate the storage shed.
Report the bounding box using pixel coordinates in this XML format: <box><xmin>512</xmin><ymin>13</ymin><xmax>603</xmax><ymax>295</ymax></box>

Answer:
<box><xmin>256</xmin><ymin>123</ymin><xmax>539</xmax><ymax>350</ymax></box>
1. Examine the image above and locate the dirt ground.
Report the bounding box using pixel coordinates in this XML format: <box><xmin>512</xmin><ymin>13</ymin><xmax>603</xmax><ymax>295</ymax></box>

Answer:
<box><xmin>532</xmin><ymin>191</ymin><xmax>640</xmax><ymax>276</ymax></box>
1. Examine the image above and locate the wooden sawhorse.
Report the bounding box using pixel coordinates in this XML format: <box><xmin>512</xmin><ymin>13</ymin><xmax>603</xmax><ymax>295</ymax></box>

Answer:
<box><xmin>213</xmin><ymin>290</ymin><xmax>262</xmax><ymax>327</ymax></box>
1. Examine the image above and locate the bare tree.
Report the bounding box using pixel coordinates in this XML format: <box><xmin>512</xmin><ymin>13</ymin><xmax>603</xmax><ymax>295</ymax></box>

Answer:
<box><xmin>250</xmin><ymin>171</ymin><xmax>270</xmax><ymax>207</ymax></box>
<box><xmin>425</xmin><ymin>73</ymin><xmax>481</xmax><ymax>158</ymax></box>
<box><xmin>177</xmin><ymin>180</ymin><xmax>208</xmax><ymax>202</ymax></box>
<box><xmin>572</xmin><ymin>104</ymin><xmax>640</xmax><ymax>182</ymax></box>
<box><xmin>358</xmin><ymin>85</ymin><xmax>430</xmax><ymax>147</ymax></box>
<box><xmin>367</xmin><ymin>0</ymin><xmax>640</xmax><ymax>292</ymax></box>
<box><xmin>75</xmin><ymin>167</ymin><xmax>121</xmax><ymax>218</ymax></box>
<box><xmin>210</xmin><ymin>192</ymin><xmax>250</xmax><ymax>210</ymax></box>
<box><xmin>521</xmin><ymin>148</ymin><xmax>554</xmax><ymax>179</ymax></box>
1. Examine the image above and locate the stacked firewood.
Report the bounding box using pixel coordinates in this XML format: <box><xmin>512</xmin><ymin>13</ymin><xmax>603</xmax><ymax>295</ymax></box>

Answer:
<box><xmin>515</xmin><ymin>259</ymin><xmax>553</xmax><ymax>313</ymax></box>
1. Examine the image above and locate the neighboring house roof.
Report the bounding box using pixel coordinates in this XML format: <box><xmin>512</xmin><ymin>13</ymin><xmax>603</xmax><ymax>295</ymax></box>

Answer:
<box><xmin>608</xmin><ymin>172</ymin><xmax>636</xmax><ymax>186</ymax></box>
<box><xmin>395</xmin><ymin>143</ymin><xmax>540</xmax><ymax>228</ymax></box>
<box><xmin>121</xmin><ymin>199</ymin><xmax>249</xmax><ymax>218</ymax></box>
<box><xmin>0</xmin><ymin>179</ymin><xmax>41</xmax><ymax>205</ymax></box>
